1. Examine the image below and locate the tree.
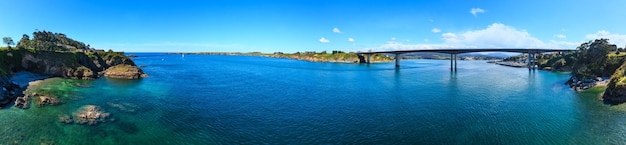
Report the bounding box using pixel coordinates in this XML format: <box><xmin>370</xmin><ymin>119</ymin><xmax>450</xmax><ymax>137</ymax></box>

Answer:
<box><xmin>572</xmin><ymin>39</ymin><xmax>612</xmax><ymax>78</ymax></box>
<box><xmin>3</xmin><ymin>37</ymin><xmax>14</xmax><ymax>49</ymax></box>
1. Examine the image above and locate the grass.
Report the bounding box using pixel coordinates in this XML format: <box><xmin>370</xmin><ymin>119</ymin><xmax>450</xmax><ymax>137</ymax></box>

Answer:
<box><xmin>607</xmin><ymin>52</ymin><xmax>626</xmax><ymax>57</ymax></box>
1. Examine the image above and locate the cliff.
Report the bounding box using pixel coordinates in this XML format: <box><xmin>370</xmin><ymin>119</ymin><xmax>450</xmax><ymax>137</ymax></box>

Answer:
<box><xmin>602</xmin><ymin>60</ymin><xmax>626</xmax><ymax>105</ymax></box>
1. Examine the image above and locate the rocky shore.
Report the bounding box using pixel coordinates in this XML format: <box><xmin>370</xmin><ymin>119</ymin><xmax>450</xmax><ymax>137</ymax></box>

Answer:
<box><xmin>567</xmin><ymin>77</ymin><xmax>609</xmax><ymax>92</ymax></box>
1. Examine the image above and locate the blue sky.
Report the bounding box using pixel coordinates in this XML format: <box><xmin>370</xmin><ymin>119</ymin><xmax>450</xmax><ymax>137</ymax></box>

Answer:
<box><xmin>1</xmin><ymin>0</ymin><xmax>625</xmax><ymax>53</ymax></box>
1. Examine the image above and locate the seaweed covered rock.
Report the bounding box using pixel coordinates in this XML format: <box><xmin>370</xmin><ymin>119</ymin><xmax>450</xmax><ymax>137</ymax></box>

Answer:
<box><xmin>104</xmin><ymin>64</ymin><xmax>147</xmax><ymax>79</ymax></box>
<box><xmin>34</xmin><ymin>95</ymin><xmax>61</xmax><ymax>107</ymax></box>
<box><xmin>72</xmin><ymin>105</ymin><xmax>110</xmax><ymax>125</ymax></box>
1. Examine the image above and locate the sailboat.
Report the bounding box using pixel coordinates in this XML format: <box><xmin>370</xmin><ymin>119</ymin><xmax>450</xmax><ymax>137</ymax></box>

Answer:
<box><xmin>182</xmin><ymin>54</ymin><xmax>185</xmax><ymax>58</ymax></box>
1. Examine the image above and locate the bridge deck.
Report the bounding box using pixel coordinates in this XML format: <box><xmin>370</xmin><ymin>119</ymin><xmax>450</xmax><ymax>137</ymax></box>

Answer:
<box><xmin>357</xmin><ymin>48</ymin><xmax>573</xmax><ymax>54</ymax></box>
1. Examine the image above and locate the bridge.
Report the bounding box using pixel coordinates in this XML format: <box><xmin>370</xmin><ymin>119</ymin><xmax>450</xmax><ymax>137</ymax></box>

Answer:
<box><xmin>356</xmin><ymin>48</ymin><xmax>574</xmax><ymax>71</ymax></box>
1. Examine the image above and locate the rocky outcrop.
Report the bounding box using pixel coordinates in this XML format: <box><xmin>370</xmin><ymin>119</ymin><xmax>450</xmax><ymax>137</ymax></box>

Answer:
<box><xmin>72</xmin><ymin>105</ymin><xmax>111</xmax><ymax>125</ymax></box>
<box><xmin>104</xmin><ymin>64</ymin><xmax>147</xmax><ymax>79</ymax></box>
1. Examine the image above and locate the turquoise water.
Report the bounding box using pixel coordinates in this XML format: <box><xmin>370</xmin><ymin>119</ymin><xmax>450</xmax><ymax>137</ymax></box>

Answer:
<box><xmin>2</xmin><ymin>53</ymin><xmax>626</xmax><ymax>144</ymax></box>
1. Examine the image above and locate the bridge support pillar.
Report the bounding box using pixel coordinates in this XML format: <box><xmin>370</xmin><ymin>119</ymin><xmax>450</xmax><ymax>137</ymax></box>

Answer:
<box><xmin>367</xmin><ymin>54</ymin><xmax>371</xmax><ymax>64</ymax></box>
<box><xmin>449</xmin><ymin>54</ymin><xmax>458</xmax><ymax>71</ymax></box>
<box><xmin>527</xmin><ymin>52</ymin><xmax>536</xmax><ymax>71</ymax></box>
<box><xmin>454</xmin><ymin>54</ymin><xmax>457</xmax><ymax>71</ymax></box>
<box><xmin>395</xmin><ymin>53</ymin><xmax>400</xmax><ymax>67</ymax></box>
<box><xmin>450</xmin><ymin>54</ymin><xmax>453</xmax><ymax>71</ymax></box>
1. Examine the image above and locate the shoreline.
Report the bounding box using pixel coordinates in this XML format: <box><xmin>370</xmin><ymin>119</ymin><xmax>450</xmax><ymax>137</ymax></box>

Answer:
<box><xmin>165</xmin><ymin>52</ymin><xmax>395</xmax><ymax>63</ymax></box>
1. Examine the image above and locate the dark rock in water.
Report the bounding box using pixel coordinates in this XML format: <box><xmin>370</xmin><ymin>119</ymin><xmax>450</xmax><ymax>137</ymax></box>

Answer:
<box><xmin>0</xmin><ymin>78</ymin><xmax>21</xmax><ymax>107</ymax></box>
<box><xmin>72</xmin><ymin>105</ymin><xmax>111</xmax><ymax>125</ymax></box>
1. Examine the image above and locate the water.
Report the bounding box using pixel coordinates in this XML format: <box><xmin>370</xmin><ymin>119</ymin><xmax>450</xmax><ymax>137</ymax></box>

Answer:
<box><xmin>2</xmin><ymin>53</ymin><xmax>626</xmax><ymax>144</ymax></box>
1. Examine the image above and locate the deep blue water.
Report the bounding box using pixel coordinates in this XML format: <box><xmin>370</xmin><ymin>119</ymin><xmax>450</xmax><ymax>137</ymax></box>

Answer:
<box><xmin>2</xmin><ymin>53</ymin><xmax>626</xmax><ymax>144</ymax></box>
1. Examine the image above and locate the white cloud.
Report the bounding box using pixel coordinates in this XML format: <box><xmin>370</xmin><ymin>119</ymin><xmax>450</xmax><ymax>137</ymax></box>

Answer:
<box><xmin>369</xmin><ymin>23</ymin><xmax>580</xmax><ymax>51</ymax></box>
<box><xmin>319</xmin><ymin>37</ymin><xmax>330</xmax><ymax>43</ymax></box>
<box><xmin>333</xmin><ymin>27</ymin><xmax>341</xmax><ymax>33</ymax></box>
<box><xmin>470</xmin><ymin>8</ymin><xmax>486</xmax><ymax>17</ymax></box>
<box><xmin>554</xmin><ymin>34</ymin><xmax>566</xmax><ymax>39</ymax></box>
<box><xmin>348</xmin><ymin>37</ymin><xmax>355</xmax><ymax>42</ymax></box>
<box><xmin>391</xmin><ymin>37</ymin><xmax>396</xmax><ymax>41</ymax></box>
<box><xmin>441</xmin><ymin>23</ymin><xmax>546</xmax><ymax>48</ymax></box>
<box><xmin>585</xmin><ymin>30</ymin><xmax>626</xmax><ymax>47</ymax></box>
<box><xmin>431</xmin><ymin>28</ymin><xmax>441</xmax><ymax>33</ymax></box>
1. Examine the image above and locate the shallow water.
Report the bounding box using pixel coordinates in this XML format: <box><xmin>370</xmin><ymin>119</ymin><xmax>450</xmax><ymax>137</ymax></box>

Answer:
<box><xmin>1</xmin><ymin>53</ymin><xmax>625</xmax><ymax>144</ymax></box>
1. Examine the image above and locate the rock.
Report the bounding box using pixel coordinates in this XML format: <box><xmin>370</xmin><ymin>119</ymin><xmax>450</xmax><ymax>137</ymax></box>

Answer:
<box><xmin>35</xmin><ymin>96</ymin><xmax>61</xmax><ymax>107</ymax></box>
<box><xmin>58</xmin><ymin>114</ymin><xmax>73</xmax><ymax>124</ymax></box>
<box><xmin>103</xmin><ymin>64</ymin><xmax>147</xmax><ymax>79</ymax></box>
<box><xmin>0</xmin><ymin>79</ymin><xmax>20</xmax><ymax>107</ymax></box>
<box><xmin>72</xmin><ymin>105</ymin><xmax>111</xmax><ymax>125</ymax></box>
<box><xmin>14</xmin><ymin>94</ymin><xmax>30</xmax><ymax>109</ymax></box>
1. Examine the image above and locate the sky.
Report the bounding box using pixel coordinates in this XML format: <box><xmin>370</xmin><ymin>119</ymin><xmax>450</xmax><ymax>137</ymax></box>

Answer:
<box><xmin>1</xmin><ymin>0</ymin><xmax>626</xmax><ymax>53</ymax></box>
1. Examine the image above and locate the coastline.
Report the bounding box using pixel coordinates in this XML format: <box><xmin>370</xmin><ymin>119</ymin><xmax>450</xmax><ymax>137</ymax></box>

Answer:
<box><xmin>165</xmin><ymin>52</ymin><xmax>395</xmax><ymax>63</ymax></box>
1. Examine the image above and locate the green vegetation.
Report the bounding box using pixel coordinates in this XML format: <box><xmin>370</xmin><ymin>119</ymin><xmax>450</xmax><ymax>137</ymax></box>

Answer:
<box><xmin>570</xmin><ymin>39</ymin><xmax>622</xmax><ymax>79</ymax></box>
<box><xmin>17</xmin><ymin>31</ymin><xmax>92</xmax><ymax>52</ymax></box>
<box><xmin>538</xmin><ymin>53</ymin><xmax>575</xmax><ymax>71</ymax></box>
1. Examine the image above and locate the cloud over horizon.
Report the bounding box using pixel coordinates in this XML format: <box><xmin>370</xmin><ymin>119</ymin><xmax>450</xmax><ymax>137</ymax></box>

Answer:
<box><xmin>371</xmin><ymin>23</ymin><xmax>582</xmax><ymax>51</ymax></box>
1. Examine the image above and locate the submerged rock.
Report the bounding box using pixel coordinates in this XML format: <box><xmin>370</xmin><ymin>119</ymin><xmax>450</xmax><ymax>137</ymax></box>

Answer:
<box><xmin>103</xmin><ymin>64</ymin><xmax>147</xmax><ymax>79</ymax></box>
<box><xmin>58</xmin><ymin>114</ymin><xmax>73</xmax><ymax>124</ymax></box>
<box><xmin>107</xmin><ymin>102</ymin><xmax>139</xmax><ymax>113</ymax></box>
<box><xmin>72</xmin><ymin>105</ymin><xmax>111</xmax><ymax>125</ymax></box>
